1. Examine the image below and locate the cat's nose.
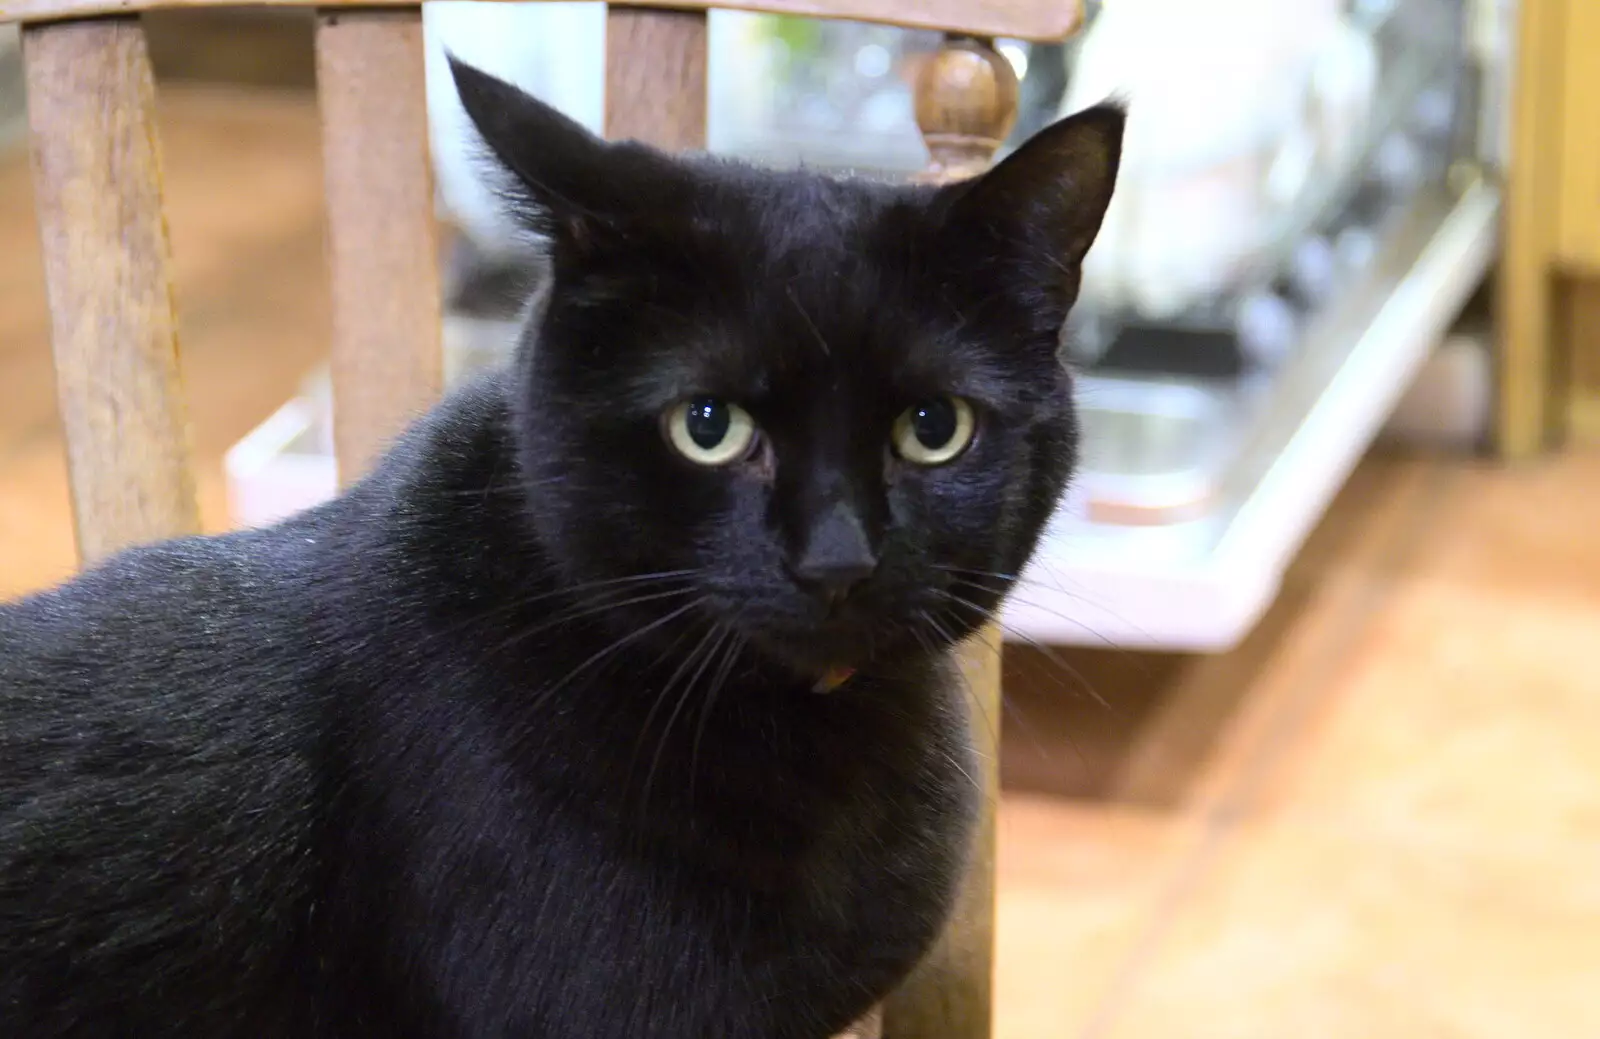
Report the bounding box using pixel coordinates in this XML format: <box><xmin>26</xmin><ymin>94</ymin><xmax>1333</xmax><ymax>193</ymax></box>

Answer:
<box><xmin>791</xmin><ymin>501</ymin><xmax>878</xmax><ymax>603</ymax></box>
<box><xmin>793</xmin><ymin>557</ymin><xmax>877</xmax><ymax>604</ymax></box>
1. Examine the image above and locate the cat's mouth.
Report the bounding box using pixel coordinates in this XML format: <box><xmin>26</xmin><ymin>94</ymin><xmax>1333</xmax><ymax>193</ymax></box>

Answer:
<box><xmin>735</xmin><ymin>608</ymin><xmax>929</xmax><ymax>684</ymax></box>
<box><xmin>749</xmin><ymin>634</ymin><xmax>868</xmax><ymax>681</ymax></box>
<box><xmin>706</xmin><ymin>581</ymin><xmax>966</xmax><ymax>681</ymax></box>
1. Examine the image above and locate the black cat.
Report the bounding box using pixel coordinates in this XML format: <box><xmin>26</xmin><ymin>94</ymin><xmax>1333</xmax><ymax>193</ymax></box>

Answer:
<box><xmin>0</xmin><ymin>59</ymin><xmax>1122</xmax><ymax>1038</ymax></box>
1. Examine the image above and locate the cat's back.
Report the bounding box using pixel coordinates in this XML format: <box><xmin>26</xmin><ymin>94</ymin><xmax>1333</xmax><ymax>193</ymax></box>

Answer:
<box><xmin>0</xmin><ymin>374</ymin><xmax>514</xmax><ymax>822</ymax></box>
<box><xmin>0</xmin><ymin>379</ymin><xmax>518</xmax><ymax>1035</ymax></box>
<box><xmin>0</xmin><ymin>525</ymin><xmax>332</xmax><ymax>1034</ymax></box>
<box><xmin>0</xmin><ymin>523</ymin><xmax>326</xmax><ymax>790</ymax></box>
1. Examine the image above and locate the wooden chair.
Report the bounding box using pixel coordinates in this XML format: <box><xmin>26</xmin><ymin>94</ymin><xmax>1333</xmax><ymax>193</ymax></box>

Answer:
<box><xmin>0</xmin><ymin>1</ymin><xmax>1085</xmax><ymax>1035</ymax></box>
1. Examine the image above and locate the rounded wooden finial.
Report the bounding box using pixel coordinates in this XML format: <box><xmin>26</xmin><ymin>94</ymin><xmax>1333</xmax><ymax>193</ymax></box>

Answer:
<box><xmin>913</xmin><ymin>37</ymin><xmax>1020</xmax><ymax>182</ymax></box>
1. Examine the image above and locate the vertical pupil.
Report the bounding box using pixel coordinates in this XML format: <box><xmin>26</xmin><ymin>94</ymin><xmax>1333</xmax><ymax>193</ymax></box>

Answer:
<box><xmin>913</xmin><ymin>398</ymin><xmax>957</xmax><ymax>448</ymax></box>
<box><xmin>686</xmin><ymin>399</ymin><xmax>730</xmax><ymax>449</ymax></box>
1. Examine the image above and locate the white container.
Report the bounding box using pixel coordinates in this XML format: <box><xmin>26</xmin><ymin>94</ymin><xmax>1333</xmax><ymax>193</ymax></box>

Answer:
<box><xmin>226</xmin><ymin>315</ymin><xmax>518</xmax><ymax>528</ymax></box>
<box><xmin>1060</xmin><ymin>0</ymin><xmax>1376</xmax><ymax>320</ymax></box>
<box><xmin>226</xmin><ymin>396</ymin><xmax>337</xmax><ymax>531</ymax></box>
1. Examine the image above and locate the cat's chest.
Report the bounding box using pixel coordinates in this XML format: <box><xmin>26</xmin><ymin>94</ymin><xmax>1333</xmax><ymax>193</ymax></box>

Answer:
<box><xmin>527</xmin><ymin>736</ymin><xmax>973</xmax><ymax>1035</ymax></box>
<box><xmin>618</xmin><ymin>685</ymin><xmax>979</xmax><ymax>965</ymax></box>
<box><xmin>349</xmin><ymin>669</ymin><xmax>977</xmax><ymax>1036</ymax></box>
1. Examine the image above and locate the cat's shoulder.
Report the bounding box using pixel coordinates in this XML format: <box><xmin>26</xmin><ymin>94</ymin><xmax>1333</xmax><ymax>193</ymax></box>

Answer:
<box><xmin>0</xmin><ymin>370</ymin><xmax>521</xmax><ymax>697</ymax></box>
<box><xmin>0</xmin><ymin>527</ymin><xmax>306</xmax><ymax>692</ymax></box>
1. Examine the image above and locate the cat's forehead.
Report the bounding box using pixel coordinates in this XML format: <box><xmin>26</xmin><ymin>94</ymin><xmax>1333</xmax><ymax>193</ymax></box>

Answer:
<box><xmin>620</xmin><ymin>273</ymin><xmax>1021</xmax><ymax>417</ymax></box>
<box><xmin>690</xmin><ymin>161</ymin><xmax>923</xmax><ymax>253</ymax></box>
<box><xmin>601</xmin><ymin>166</ymin><xmax>1041</xmax><ymax>412</ymax></box>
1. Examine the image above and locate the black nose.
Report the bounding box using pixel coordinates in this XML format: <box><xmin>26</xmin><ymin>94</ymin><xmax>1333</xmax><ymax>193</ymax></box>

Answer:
<box><xmin>791</xmin><ymin>501</ymin><xmax>878</xmax><ymax>604</ymax></box>
<box><xmin>792</xmin><ymin>558</ymin><xmax>877</xmax><ymax>603</ymax></box>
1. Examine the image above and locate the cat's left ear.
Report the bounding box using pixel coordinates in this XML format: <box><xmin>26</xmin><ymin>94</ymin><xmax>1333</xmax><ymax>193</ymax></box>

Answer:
<box><xmin>941</xmin><ymin>102</ymin><xmax>1125</xmax><ymax>270</ymax></box>
<box><xmin>447</xmin><ymin>54</ymin><xmax>680</xmax><ymax>254</ymax></box>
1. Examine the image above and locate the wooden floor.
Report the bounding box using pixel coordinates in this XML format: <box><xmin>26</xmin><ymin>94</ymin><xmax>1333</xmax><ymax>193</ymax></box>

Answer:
<box><xmin>5</xmin><ymin>87</ymin><xmax>1599</xmax><ymax>1038</ymax></box>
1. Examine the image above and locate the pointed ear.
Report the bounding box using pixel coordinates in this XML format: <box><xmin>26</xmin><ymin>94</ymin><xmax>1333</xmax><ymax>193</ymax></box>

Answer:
<box><xmin>945</xmin><ymin>102</ymin><xmax>1125</xmax><ymax>268</ymax></box>
<box><xmin>447</xmin><ymin>54</ymin><xmax>668</xmax><ymax>249</ymax></box>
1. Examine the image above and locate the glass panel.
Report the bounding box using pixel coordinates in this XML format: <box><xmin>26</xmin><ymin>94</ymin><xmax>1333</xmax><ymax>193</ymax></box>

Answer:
<box><xmin>1052</xmin><ymin>0</ymin><xmax>1480</xmax><ymax>528</ymax></box>
<box><xmin>1060</xmin><ymin>0</ymin><xmax>1470</xmax><ymax>365</ymax></box>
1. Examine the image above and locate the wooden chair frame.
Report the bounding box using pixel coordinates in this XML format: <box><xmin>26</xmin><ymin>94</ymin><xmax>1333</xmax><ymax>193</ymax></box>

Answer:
<box><xmin>3</xmin><ymin>2</ymin><xmax>1084</xmax><ymax>1035</ymax></box>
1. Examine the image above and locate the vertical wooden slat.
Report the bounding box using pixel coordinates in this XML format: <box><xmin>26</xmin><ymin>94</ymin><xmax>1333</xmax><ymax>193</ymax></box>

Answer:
<box><xmin>883</xmin><ymin>35</ymin><xmax>1018</xmax><ymax>1039</ymax></box>
<box><xmin>315</xmin><ymin>7</ymin><xmax>442</xmax><ymax>485</ymax></box>
<box><xmin>1497</xmin><ymin>0</ymin><xmax>1566</xmax><ymax>459</ymax></box>
<box><xmin>1553</xmin><ymin>0</ymin><xmax>1600</xmax><ymax>270</ymax></box>
<box><xmin>603</xmin><ymin>6</ymin><xmax>708</xmax><ymax>149</ymax></box>
<box><xmin>22</xmin><ymin>17</ymin><xmax>199</xmax><ymax>565</ymax></box>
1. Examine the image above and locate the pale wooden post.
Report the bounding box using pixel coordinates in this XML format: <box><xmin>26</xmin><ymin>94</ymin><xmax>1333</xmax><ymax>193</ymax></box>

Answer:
<box><xmin>1496</xmin><ymin>0</ymin><xmax>1563</xmax><ymax>459</ymax></box>
<box><xmin>22</xmin><ymin>17</ymin><xmax>200</xmax><ymax>564</ymax></box>
<box><xmin>315</xmin><ymin>8</ymin><xmax>444</xmax><ymax>485</ymax></box>
<box><xmin>882</xmin><ymin>39</ymin><xmax>1018</xmax><ymax>1039</ymax></box>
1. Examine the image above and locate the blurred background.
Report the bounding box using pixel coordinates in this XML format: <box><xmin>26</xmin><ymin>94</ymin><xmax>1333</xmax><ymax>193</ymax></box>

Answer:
<box><xmin>4</xmin><ymin>0</ymin><xmax>1599</xmax><ymax>1034</ymax></box>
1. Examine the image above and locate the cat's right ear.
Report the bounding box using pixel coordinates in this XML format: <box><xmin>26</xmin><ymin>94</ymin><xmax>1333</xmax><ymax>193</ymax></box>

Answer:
<box><xmin>937</xmin><ymin>102</ymin><xmax>1125</xmax><ymax>290</ymax></box>
<box><xmin>447</xmin><ymin>55</ymin><xmax>656</xmax><ymax>254</ymax></box>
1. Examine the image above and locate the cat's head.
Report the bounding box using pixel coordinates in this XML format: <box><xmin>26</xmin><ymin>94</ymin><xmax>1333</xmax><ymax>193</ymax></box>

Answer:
<box><xmin>451</xmin><ymin>58</ymin><xmax>1122</xmax><ymax>680</ymax></box>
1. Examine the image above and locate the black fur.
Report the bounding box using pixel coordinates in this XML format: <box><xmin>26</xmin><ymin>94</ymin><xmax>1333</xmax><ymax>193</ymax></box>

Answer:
<box><xmin>0</xmin><ymin>60</ymin><xmax>1122</xmax><ymax>1038</ymax></box>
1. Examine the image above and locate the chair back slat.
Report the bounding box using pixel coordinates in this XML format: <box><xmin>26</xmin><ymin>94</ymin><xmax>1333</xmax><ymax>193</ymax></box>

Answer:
<box><xmin>21</xmin><ymin>16</ymin><xmax>199</xmax><ymax>564</ymax></box>
<box><xmin>605</xmin><ymin>7</ymin><xmax>709</xmax><ymax>150</ymax></box>
<box><xmin>315</xmin><ymin>7</ymin><xmax>443</xmax><ymax>485</ymax></box>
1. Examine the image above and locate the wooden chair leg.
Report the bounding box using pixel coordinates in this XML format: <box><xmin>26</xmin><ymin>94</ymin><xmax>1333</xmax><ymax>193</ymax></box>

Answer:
<box><xmin>882</xmin><ymin>623</ymin><xmax>1002</xmax><ymax>1039</ymax></box>
<box><xmin>22</xmin><ymin>17</ymin><xmax>199</xmax><ymax>565</ymax></box>
<box><xmin>315</xmin><ymin>7</ymin><xmax>444</xmax><ymax>485</ymax></box>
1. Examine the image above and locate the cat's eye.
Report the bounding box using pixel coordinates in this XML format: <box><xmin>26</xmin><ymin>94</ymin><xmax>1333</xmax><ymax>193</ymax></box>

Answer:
<box><xmin>665</xmin><ymin>397</ymin><xmax>758</xmax><ymax>466</ymax></box>
<box><xmin>892</xmin><ymin>396</ymin><xmax>976</xmax><ymax>466</ymax></box>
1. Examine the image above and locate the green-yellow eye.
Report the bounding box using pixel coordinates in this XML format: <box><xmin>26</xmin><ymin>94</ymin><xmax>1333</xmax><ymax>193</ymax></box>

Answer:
<box><xmin>665</xmin><ymin>397</ymin><xmax>757</xmax><ymax>466</ymax></box>
<box><xmin>892</xmin><ymin>396</ymin><xmax>975</xmax><ymax>466</ymax></box>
